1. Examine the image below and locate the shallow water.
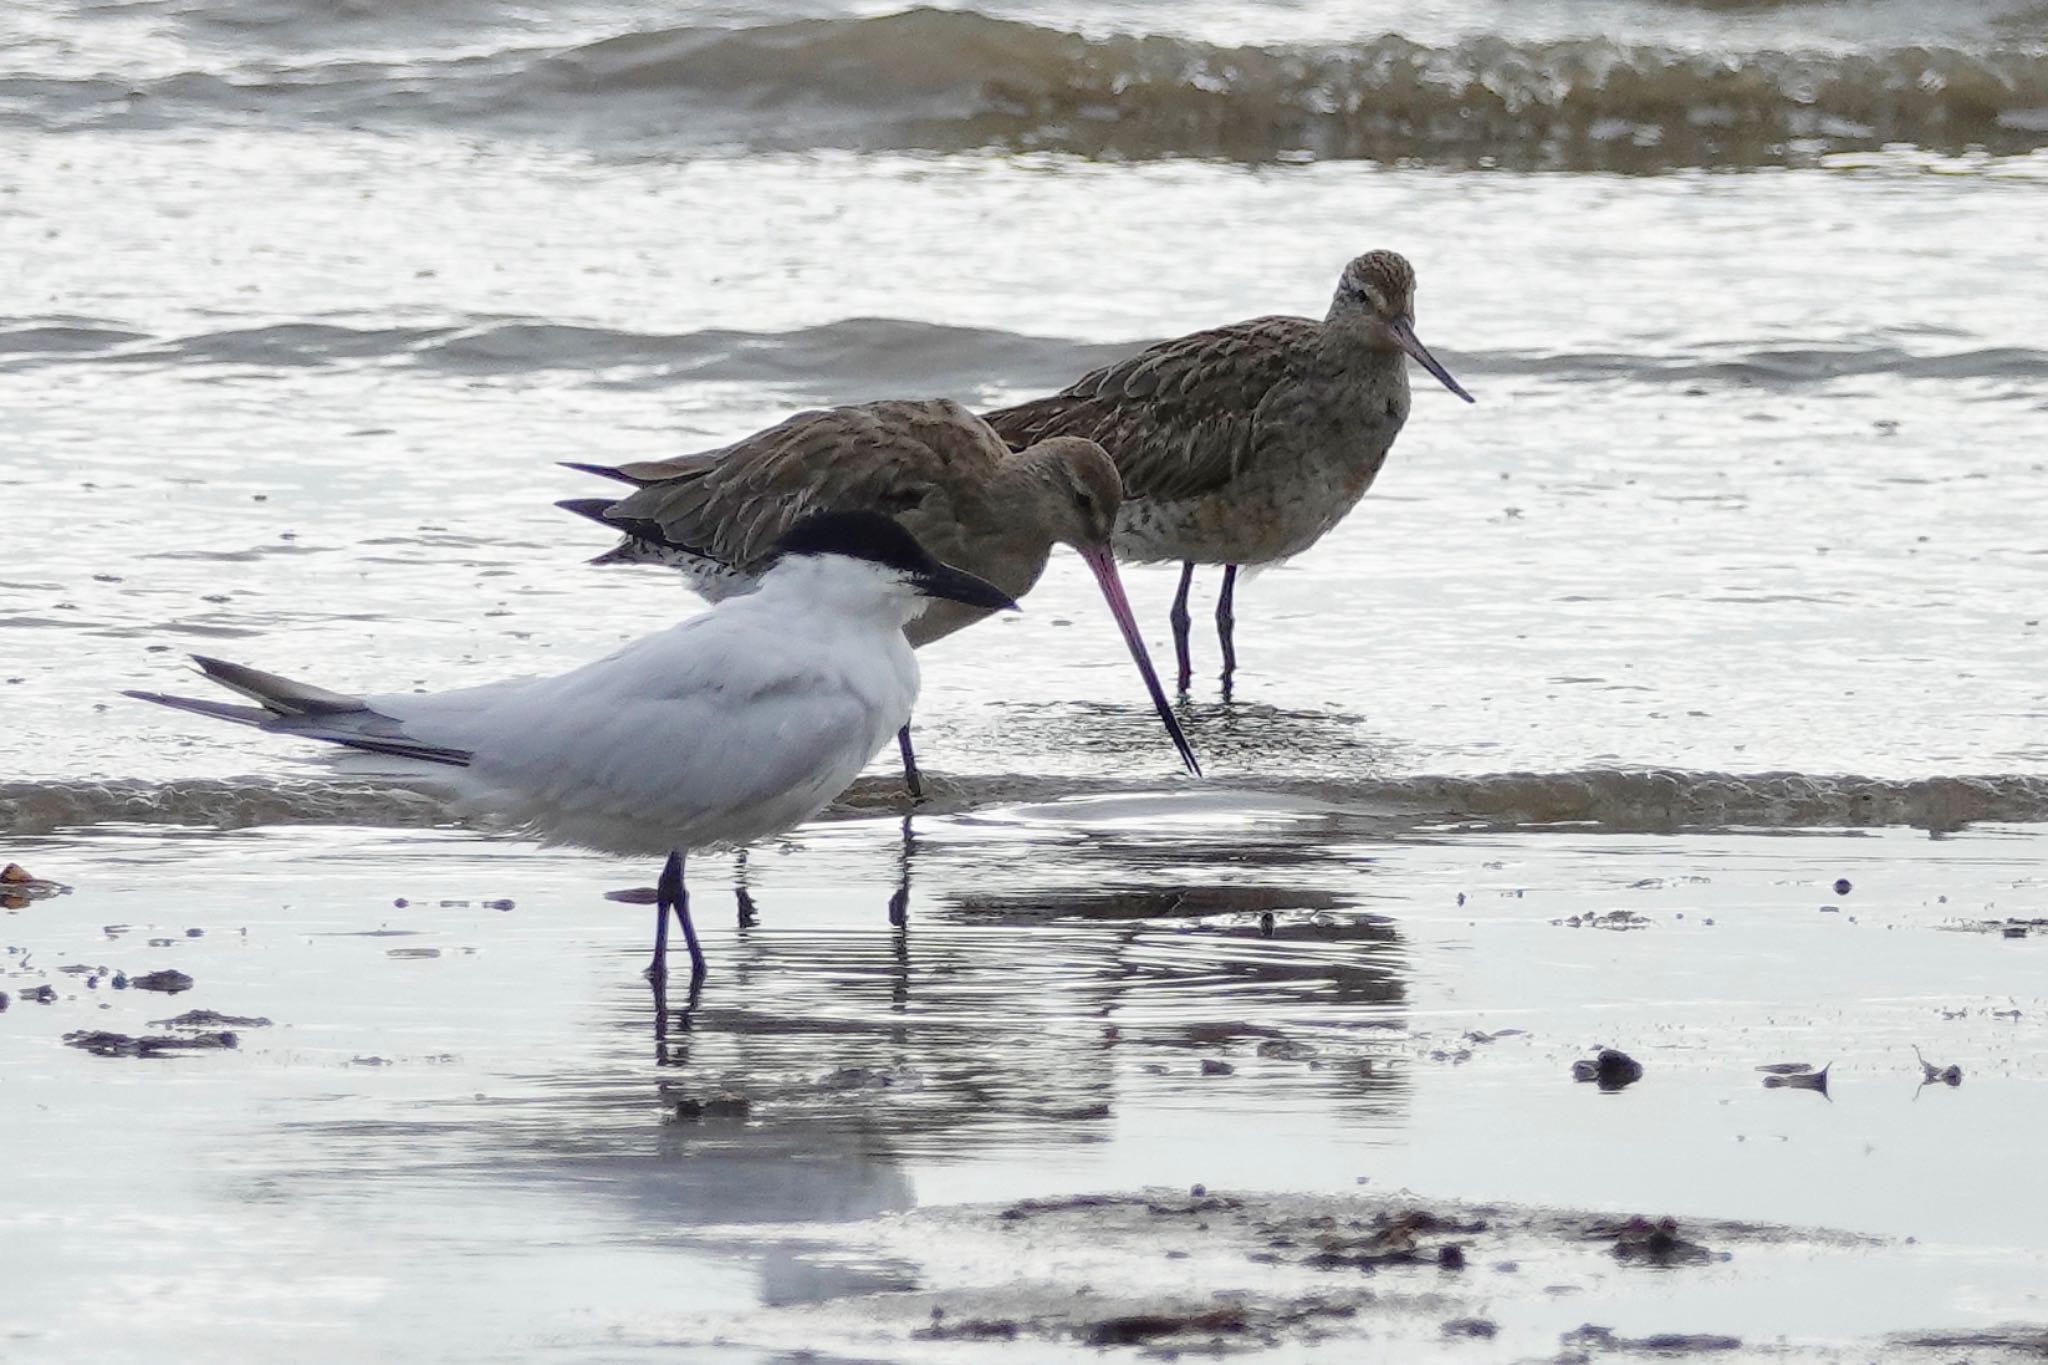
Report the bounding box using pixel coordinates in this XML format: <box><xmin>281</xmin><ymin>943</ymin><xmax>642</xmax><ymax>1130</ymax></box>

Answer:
<box><xmin>5</xmin><ymin>137</ymin><xmax>2047</xmax><ymax>797</ymax></box>
<box><xmin>4</xmin><ymin>0</ymin><xmax>2047</xmax><ymax>1357</ymax></box>
<box><xmin>5</xmin><ymin>811</ymin><xmax>2047</xmax><ymax>1358</ymax></box>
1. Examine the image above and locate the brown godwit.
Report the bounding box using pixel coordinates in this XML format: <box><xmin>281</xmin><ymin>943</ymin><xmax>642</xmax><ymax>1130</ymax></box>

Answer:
<box><xmin>558</xmin><ymin>397</ymin><xmax>1200</xmax><ymax>795</ymax></box>
<box><xmin>984</xmin><ymin>248</ymin><xmax>1474</xmax><ymax>698</ymax></box>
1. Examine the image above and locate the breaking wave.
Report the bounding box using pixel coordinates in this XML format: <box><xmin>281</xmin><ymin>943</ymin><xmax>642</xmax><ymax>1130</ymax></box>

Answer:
<box><xmin>5</xmin><ymin>9</ymin><xmax>2048</xmax><ymax>168</ymax></box>
<box><xmin>0</xmin><ymin>778</ymin><xmax>448</xmax><ymax>837</ymax></box>
<box><xmin>9</xmin><ymin>768</ymin><xmax>2048</xmax><ymax>838</ymax></box>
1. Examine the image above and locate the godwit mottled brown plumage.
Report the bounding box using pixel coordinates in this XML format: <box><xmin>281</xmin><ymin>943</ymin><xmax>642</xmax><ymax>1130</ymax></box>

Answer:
<box><xmin>984</xmin><ymin>249</ymin><xmax>1473</xmax><ymax>697</ymax></box>
<box><xmin>559</xmin><ymin>398</ymin><xmax>1199</xmax><ymax>793</ymax></box>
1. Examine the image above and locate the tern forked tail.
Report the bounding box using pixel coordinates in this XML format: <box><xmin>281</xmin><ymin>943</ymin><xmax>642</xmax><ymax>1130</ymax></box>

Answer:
<box><xmin>124</xmin><ymin>656</ymin><xmax>473</xmax><ymax>767</ymax></box>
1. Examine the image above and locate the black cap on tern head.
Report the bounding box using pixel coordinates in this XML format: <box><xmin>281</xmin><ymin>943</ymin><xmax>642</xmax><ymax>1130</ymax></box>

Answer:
<box><xmin>774</xmin><ymin>510</ymin><xmax>937</xmax><ymax>573</ymax></box>
<box><xmin>774</xmin><ymin>510</ymin><xmax>1020</xmax><ymax>612</ymax></box>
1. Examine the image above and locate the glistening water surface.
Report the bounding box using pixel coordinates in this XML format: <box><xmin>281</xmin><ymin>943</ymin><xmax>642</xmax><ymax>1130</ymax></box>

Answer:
<box><xmin>4</xmin><ymin>0</ymin><xmax>2047</xmax><ymax>1357</ymax></box>
<box><xmin>6</xmin><ymin>138</ymin><xmax>2046</xmax><ymax>797</ymax></box>
<box><xmin>6</xmin><ymin>812</ymin><xmax>2046</xmax><ymax>1359</ymax></box>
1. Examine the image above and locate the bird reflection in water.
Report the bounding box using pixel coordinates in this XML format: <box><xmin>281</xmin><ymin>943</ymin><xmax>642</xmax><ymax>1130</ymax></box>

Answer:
<box><xmin>636</xmin><ymin>832</ymin><xmax>1411</xmax><ymax>1151</ymax></box>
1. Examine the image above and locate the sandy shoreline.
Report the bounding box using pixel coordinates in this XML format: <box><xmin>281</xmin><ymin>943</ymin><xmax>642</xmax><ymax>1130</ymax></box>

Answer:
<box><xmin>643</xmin><ymin>1187</ymin><xmax>2048</xmax><ymax>1362</ymax></box>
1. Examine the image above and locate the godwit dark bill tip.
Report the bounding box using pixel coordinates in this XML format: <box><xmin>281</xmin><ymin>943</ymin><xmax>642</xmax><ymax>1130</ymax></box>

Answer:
<box><xmin>1079</xmin><ymin>543</ymin><xmax>1202</xmax><ymax>779</ymax></box>
<box><xmin>1387</xmin><ymin>315</ymin><xmax>1475</xmax><ymax>404</ymax></box>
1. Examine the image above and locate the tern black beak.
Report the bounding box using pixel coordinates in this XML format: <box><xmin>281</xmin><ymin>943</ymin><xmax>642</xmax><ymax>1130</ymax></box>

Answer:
<box><xmin>1386</xmin><ymin>314</ymin><xmax>1475</xmax><ymax>404</ymax></box>
<box><xmin>1078</xmin><ymin>543</ymin><xmax>1202</xmax><ymax>778</ymax></box>
<box><xmin>913</xmin><ymin>561</ymin><xmax>1019</xmax><ymax>613</ymax></box>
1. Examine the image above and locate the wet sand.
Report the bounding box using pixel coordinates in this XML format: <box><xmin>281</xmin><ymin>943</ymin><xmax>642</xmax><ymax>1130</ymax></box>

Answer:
<box><xmin>5</xmin><ymin>797</ymin><xmax>2045</xmax><ymax>1360</ymax></box>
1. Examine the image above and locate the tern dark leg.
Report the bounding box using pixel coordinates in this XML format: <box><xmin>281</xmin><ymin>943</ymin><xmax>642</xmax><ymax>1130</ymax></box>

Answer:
<box><xmin>1169</xmin><ymin>561</ymin><xmax>1196</xmax><ymax>695</ymax></box>
<box><xmin>648</xmin><ymin>850</ymin><xmax>703</xmax><ymax>1054</ymax></box>
<box><xmin>896</xmin><ymin>726</ymin><xmax>924</xmax><ymax>801</ymax></box>
<box><xmin>647</xmin><ymin>849</ymin><xmax>705</xmax><ymax>986</ymax></box>
<box><xmin>1216</xmin><ymin>564</ymin><xmax>1239</xmax><ymax>701</ymax></box>
<box><xmin>669</xmin><ymin>851</ymin><xmax>706</xmax><ymax>984</ymax></box>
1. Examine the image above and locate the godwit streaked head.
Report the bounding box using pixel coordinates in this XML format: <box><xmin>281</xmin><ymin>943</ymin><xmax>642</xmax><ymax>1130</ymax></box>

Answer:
<box><xmin>1330</xmin><ymin>249</ymin><xmax>1473</xmax><ymax>404</ymax></box>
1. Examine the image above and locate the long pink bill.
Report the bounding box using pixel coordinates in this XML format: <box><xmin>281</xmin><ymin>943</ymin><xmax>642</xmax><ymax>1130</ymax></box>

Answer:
<box><xmin>1387</xmin><ymin>315</ymin><xmax>1475</xmax><ymax>404</ymax></box>
<box><xmin>1079</xmin><ymin>544</ymin><xmax>1202</xmax><ymax>778</ymax></box>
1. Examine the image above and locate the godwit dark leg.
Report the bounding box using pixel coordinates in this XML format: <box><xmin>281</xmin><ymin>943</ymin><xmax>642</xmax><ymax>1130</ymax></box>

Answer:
<box><xmin>1216</xmin><ymin>564</ymin><xmax>1239</xmax><ymax>700</ymax></box>
<box><xmin>1169</xmin><ymin>561</ymin><xmax>1196</xmax><ymax>695</ymax></box>
<box><xmin>896</xmin><ymin>726</ymin><xmax>924</xmax><ymax>800</ymax></box>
